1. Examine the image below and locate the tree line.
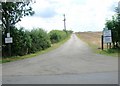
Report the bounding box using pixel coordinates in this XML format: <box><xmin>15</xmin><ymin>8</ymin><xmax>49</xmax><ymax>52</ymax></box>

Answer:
<box><xmin>2</xmin><ymin>27</ymin><xmax>72</xmax><ymax>57</ymax></box>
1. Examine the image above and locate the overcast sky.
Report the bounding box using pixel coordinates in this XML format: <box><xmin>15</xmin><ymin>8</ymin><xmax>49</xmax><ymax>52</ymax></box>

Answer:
<box><xmin>16</xmin><ymin>0</ymin><xmax>119</xmax><ymax>32</ymax></box>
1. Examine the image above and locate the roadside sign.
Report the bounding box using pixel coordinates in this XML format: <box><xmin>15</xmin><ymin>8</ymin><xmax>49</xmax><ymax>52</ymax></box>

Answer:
<box><xmin>0</xmin><ymin>20</ymin><xmax>2</xmax><ymax>24</ymax></box>
<box><xmin>7</xmin><ymin>33</ymin><xmax>10</xmax><ymax>37</ymax></box>
<box><xmin>103</xmin><ymin>30</ymin><xmax>112</xmax><ymax>43</ymax></box>
<box><xmin>103</xmin><ymin>30</ymin><xmax>111</xmax><ymax>36</ymax></box>
<box><xmin>5</xmin><ymin>37</ymin><xmax>13</xmax><ymax>43</ymax></box>
<box><xmin>103</xmin><ymin>36</ymin><xmax>112</xmax><ymax>43</ymax></box>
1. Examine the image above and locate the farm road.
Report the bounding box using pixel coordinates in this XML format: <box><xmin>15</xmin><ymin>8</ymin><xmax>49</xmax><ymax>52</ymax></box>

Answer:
<box><xmin>2</xmin><ymin>34</ymin><xmax>118</xmax><ymax>84</ymax></box>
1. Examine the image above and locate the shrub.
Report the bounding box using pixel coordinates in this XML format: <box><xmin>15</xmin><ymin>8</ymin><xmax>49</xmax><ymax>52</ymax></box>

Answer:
<box><xmin>2</xmin><ymin>27</ymin><xmax>51</xmax><ymax>57</ymax></box>
<box><xmin>11</xmin><ymin>27</ymin><xmax>32</xmax><ymax>56</ymax></box>
<box><xmin>49</xmin><ymin>30</ymin><xmax>68</xmax><ymax>43</ymax></box>
<box><xmin>29</xmin><ymin>28</ymin><xmax>51</xmax><ymax>53</ymax></box>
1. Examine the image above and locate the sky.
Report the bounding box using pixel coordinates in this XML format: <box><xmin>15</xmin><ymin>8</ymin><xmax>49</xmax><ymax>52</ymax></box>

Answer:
<box><xmin>16</xmin><ymin>0</ymin><xmax>120</xmax><ymax>32</ymax></box>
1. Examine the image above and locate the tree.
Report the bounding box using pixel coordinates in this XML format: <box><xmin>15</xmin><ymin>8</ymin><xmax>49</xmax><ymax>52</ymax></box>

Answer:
<box><xmin>2</xmin><ymin>2</ymin><xmax>34</xmax><ymax>33</ymax></box>
<box><xmin>105</xmin><ymin>16</ymin><xmax>119</xmax><ymax>48</ymax></box>
<box><xmin>116</xmin><ymin>7</ymin><xmax>120</xmax><ymax>48</ymax></box>
<box><xmin>1</xmin><ymin>1</ymin><xmax>34</xmax><ymax>57</ymax></box>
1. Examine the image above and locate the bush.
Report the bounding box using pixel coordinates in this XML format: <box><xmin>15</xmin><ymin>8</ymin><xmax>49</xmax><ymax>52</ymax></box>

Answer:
<box><xmin>29</xmin><ymin>28</ymin><xmax>51</xmax><ymax>53</ymax></box>
<box><xmin>49</xmin><ymin>30</ymin><xmax>67</xmax><ymax>43</ymax></box>
<box><xmin>2</xmin><ymin>27</ymin><xmax>72</xmax><ymax>57</ymax></box>
<box><xmin>2</xmin><ymin>27</ymin><xmax>51</xmax><ymax>57</ymax></box>
<box><xmin>10</xmin><ymin>27</ymin><xmax>32</xmax><ymax>56</ymax></box>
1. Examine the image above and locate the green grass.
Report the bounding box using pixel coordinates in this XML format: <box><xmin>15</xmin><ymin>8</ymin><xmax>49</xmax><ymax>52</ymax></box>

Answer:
<box><xmin>76</xmin><ymin>34</ymin><xmax>119</xmax><ymax>57</ymax></box>
<box><xmin>96</xmin><ymin>48</ymin><xmax>119</xmax><ymax>57</ymax></box>
<box><xmin>1</xmin><ymin>35</ymin><xmax>71</xmax><ymax>63</ymax></box>
<box><xmin>0</xmin><ymin>59</ymin><xmax>2</xmax><ymax>63</ymax></box>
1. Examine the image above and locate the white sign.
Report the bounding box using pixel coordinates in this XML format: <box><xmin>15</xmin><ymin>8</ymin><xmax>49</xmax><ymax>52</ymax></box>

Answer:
<box><xmin>103</xmin><ymin>36</ymin><xmax>112</xmax><ymax>43</ymax></box>
<box><xmin>0</xmin><ymin>20</ymin><xmax>2</xmax><ymax>25</ymax></box>
<box><xmin>103</xmin><ymin>30</ymin><xmax>111</xmax><ymax>36</ymax></box>
<box><xmin>5</xmin><ymin>37</ymin><xmax>13</xmax><ymax>43</ymax></box>
<box><xmin>7</xmin><ymin>33</ymin><xmax>10</xmax><ymax>37</ymax></box>
<box><xmin>103</xmin><ymin>30</ymin><xmax>112</xmax><ymax>43</ymax></box>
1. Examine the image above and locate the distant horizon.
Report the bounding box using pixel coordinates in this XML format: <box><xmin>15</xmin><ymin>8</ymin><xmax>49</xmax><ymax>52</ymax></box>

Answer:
<box><xmin>15</xmin><ymin>26</ymin><xmax>103</xmax><ymax>33</ymax></box>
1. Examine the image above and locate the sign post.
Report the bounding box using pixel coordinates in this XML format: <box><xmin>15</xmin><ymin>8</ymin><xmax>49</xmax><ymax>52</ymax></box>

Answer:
<box><xmin>5</xmin><ymin>33</ymin><xmax>13</xmax><ymax>56</ymax></box>
<box><xmin>5</xmin><ymin>37</ymin><xmax>13</xmax><ymax>43</ymax></box>
<box><xmin>103</xmin><ymin>30</ymin><xmax>112</xmax><ymax>44</ymax></box>
<box><xmin>102</xmin><ymin>29</ymin><xmax>112</xmax><ymax>50</ymax></box>
<box><xmin>101</xmin><ymin>35</ymin><xmax>104</xmax><ymax>50</ymax></box>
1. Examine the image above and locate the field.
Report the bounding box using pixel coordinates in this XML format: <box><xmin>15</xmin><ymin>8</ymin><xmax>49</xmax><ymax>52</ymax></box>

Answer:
<box><xmin>76</xmin><ymin>31</ymin><xmax>118</xmax><ymax>57</ymax></box>
<box><xmin>76</xmin><ymin>31</ymin><xmax>102</xmax><ymax>49</ymax></box>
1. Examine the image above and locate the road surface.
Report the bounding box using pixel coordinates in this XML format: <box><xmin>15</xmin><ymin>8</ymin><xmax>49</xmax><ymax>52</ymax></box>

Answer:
<box><xmin>0</xmin><ymin>64</ymin><xmax>2</xmax><ymax>85</ymax></box>
<box><xmin>2</xmin><ymin>34</ymin><xmax>118</xmax><ymax>84</ymax></box>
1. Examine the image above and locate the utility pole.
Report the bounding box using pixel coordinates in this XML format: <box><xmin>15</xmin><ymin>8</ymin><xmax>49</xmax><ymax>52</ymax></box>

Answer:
<box><xmin>63</xmin><ymin>14</ymin><xmax>66</xmax><ymax>31</ymax></box>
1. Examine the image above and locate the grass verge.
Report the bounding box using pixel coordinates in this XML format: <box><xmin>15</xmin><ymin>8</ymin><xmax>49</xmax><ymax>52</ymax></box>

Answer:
<box><xmin>96</xmin><ymin>48</ymin><xmax>119</xmax><ymax>57</ymax></box>
<box><xmin>76</xmin><ymin>34</ymin><xmax>118</xmax><ymax>57</ymax></box>
<box><xmin>1</xmin><ymin>35</ymin><xmax>71</xmax><ymax>63</ymax></box>
<box><xmin>0</xmin><ymin>59</ymin><xmax>2</xmax><ymax>63</ymax></box>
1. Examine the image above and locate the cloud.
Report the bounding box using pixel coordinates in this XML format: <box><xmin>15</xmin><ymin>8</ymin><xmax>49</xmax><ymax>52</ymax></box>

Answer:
<box><xmin>31</xmin><ymin>0</ymin><xmax>57</xmax><ymax>18</ymax></box>
<box><xmin>34</xmin><ymin>7</ymin><xmax>57</xmax><ymax>18</ymax></box>
<box><xmin>16</xmin><ymin>0</ymin><xmax>120</xmax><ymax>32</ymax></box>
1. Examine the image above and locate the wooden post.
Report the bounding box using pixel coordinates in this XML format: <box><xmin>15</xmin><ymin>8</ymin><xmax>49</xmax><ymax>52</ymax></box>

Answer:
<box><xmin>7</xmin><ymin>20</ymin><xmax>11</xmax><ymax>57</ymax></box>
<box><xmin>107</xmin><ymin>43</ymin><xmax>108</xmax><ymax>49</ymax></box>
<box><xmin>109</xmin><ymin>43</ymin><xmax>111</xmax><ymax>49</ymax></box>
<box><xmin>101</xmin><ymin>35</ymin><xmax>104</xmax><ymax>50</ymax></box>
<box><xmin>8</xmin><ymin>43</ymin><xmax>11</xmax><ymax>57</ymax></box>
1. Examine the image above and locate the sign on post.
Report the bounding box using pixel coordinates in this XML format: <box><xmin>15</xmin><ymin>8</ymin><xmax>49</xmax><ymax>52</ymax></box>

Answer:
<box><xmin>5</xmin><ymin>37</ymin><xmax>13</xmax><ymax>43</ymax></box>
<box><xmin>103</xmin><ymin>30</ymin><xmax>111</xmax><ymax>36</ymax></box>
<box><xmin>7</xmin><ymin>33</ymin><xmax>10</xmax><ymax>37</ymax></box>
<box><xmin>103</xmin><ymin>30</ymin><xmax>112</xmax><ymax>43</ymax></box>
<box><xmin>103</xmin><ymin>36</ymin><xmax>112</xmax><ymax>43</ymax></box>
